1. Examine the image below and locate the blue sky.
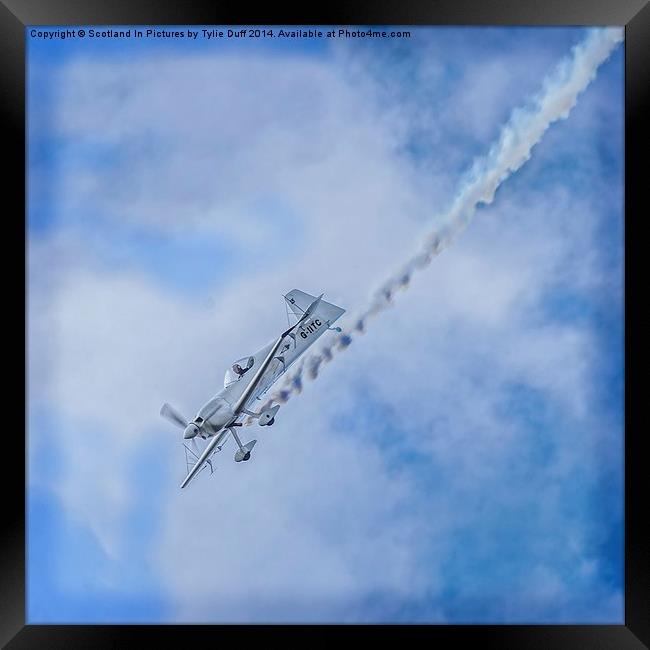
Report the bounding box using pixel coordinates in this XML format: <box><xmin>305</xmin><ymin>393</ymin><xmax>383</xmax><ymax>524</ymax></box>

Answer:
<box><xmin>27</xmin><ymin>26</ymin><xmax>623</xmax><ymax>623</ymax></box>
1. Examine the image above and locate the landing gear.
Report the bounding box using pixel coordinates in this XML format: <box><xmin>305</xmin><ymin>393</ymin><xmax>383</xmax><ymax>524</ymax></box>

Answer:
<box><xmin>235</xmin><ymin>449</ymin><xmax>251</xmax><ymax>462</ymax></box>
<box><xmin>257</xmin><ymin>404</ymin><xmax>280</xmax><ymax>426</ymax></box>
<box><xmin>228</xmin><ymin>425</ymin><xmax>257</xmax><ymax>462</ymax></box>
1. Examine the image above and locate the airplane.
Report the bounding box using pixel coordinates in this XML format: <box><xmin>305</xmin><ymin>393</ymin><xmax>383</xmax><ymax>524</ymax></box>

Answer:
<box><xmin>160</xmin><ymin>289</ymin><xmax>345</xmax><ymax>489</ymax></box>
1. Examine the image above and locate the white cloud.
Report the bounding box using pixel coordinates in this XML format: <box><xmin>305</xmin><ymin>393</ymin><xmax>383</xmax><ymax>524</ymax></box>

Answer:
<box><xmin>28</xmin><ymin>31</ymin><xmax>623</xmax><ymax>621</ymax></box>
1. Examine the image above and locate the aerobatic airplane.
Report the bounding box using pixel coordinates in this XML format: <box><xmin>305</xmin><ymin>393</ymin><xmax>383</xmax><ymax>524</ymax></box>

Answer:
<box><xmin>160</xmin><ymin>289</ymin><xmax>345</xmax><ymax>488</ymax></box>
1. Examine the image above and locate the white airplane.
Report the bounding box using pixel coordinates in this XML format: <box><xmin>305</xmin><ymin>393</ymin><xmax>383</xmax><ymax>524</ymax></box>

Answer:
<box><xmin>160</xmin><ymin>289</ymin><xmax>345</xmax><ymax>488</ymax></box>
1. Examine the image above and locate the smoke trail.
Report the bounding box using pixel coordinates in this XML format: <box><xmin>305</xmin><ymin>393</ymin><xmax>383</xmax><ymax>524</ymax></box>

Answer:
<box><xmin>249</xmin><ymin>27</ymin><xmax>623</xmax><ymax>421</ymax></box>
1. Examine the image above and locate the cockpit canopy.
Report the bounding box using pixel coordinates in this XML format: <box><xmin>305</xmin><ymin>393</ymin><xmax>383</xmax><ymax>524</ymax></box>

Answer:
<box><xmin>224</xmin><ymin>356</ymin><xmax>255</xmax><ymax>387</ymax></box>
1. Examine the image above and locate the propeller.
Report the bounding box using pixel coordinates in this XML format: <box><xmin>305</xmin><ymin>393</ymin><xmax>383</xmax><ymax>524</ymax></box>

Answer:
<box><xmin>160</xmin><ymin>402</ymin><xmax>188</xmax><ymax>429</ymax></box>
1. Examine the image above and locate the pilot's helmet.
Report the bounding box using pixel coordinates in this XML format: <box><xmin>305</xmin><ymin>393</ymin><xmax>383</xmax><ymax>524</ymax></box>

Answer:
<box><xmin>233</xmin><ymin>363</ymin><xmax>243</xmax><ymax>374</ymax></box>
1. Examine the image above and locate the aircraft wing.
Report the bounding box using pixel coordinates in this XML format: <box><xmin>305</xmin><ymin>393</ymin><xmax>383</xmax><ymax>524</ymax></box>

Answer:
<box><xmin>180</xmin><ymin>428</ymin><xmax>229</xmax><ymax>488</ymax></box>
<box><xmin>180</xmin><ymin>321</ymin><xmax>299</xmax><ymax>489</ymax></box>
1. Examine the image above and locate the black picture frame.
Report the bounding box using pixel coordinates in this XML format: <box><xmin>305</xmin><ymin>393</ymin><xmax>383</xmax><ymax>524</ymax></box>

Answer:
<box><xmin>3</xmin><ymin>0</ymin><xmax>647</xmax><ymax>647</ymax></box>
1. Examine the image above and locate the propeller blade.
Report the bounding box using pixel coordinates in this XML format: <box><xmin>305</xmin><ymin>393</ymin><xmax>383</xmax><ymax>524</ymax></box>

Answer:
<box><xmin>160</xmin><ymin>402</ymin><xmax>188</xmax><ymax>429</ymax></box>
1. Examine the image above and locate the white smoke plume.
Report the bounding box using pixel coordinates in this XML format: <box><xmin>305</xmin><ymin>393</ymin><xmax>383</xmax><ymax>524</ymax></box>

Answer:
<box><xmin>250</xmin><ymin>27</ymin><xmax>623</xmax><ymax>420</ymax></box>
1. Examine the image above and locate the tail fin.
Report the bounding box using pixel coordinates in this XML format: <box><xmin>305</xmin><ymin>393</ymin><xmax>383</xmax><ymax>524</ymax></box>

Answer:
<box><xmin>284</xmin><ymin>289</ymin><xmax>345</xmax><ymax>326</ymax></box>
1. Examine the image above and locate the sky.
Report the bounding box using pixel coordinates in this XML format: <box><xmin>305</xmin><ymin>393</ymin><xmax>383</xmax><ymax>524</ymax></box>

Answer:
<box><xmin>27</xmin><ymin>26</ymin><xmax>624</xmax><ymax>623</ymax></box>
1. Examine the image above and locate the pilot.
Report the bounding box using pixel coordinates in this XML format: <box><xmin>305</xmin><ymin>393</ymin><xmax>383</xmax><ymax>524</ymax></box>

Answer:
<box><xmin>232</xmin><ymin>357</ymin><xmax>254</xmax><ymax>378</ymax></box>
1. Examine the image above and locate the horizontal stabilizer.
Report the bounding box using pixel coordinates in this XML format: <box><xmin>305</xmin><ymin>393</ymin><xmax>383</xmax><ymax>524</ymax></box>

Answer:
<box><xmin>285</xmin><ymin>289</ymin><xmax>345</xmax><ymax>325</ymax></box>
